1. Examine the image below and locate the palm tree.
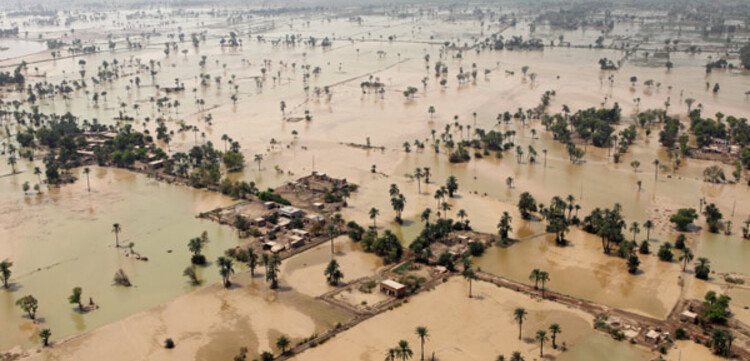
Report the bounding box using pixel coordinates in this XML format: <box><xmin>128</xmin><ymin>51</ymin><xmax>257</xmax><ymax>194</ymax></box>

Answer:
<box><xmin>643</xmin><ymin>220</ymin><xmax>653</xmax><ymax>241</ymax></box>
<box><xmin>535</xmin><ymin>330</ymin><xmax>548</xmax><ymax>357</ymax></box>
<box><xmin>369</xmin><ymin>207</ymin><xmax>380</xmax><ymax>227</ymax></box>
<box><xmin>629</xmin><ymin>222</ymin><xmax>640</xmax><ymax>243</ymax></box>
<box><xmin>653</xmin><ymin>159</ymin><xmax>660</xmax><ymax>181</ymax></box>
<box><xmin>39</xmin><ymin>328</ymin><xmax>52</xmax><ymax>347</ymax></box>
<box><xmin>680</xmin><ymin>248</ymin><xmax>694</xmax><ymax>272</ymax></box>
<box><xmin>463</xmin><ymin>266</ymin><xmax>476</xmax><ymax>298</ymax></box>
<box><xmin>510</xmin><ymin>351</ymin><xmax>524</xmax><ymax>361</ymax></box>
<box><xmin>415</xmin><ymin>326</ymin><xmax>429</xmax><ymax>361</ymax></box>
<box><xmin>395</xmin><ymin>340</ymin><xmax>413</xmax><ymax>361</ymax></box>
<box><xmin>34</xmin><ymin>166</ymin><xmax>42</xmax><ymax>188</ymax></box>
<box><xmin>327</xmin><ymin>224</ymin><xmax>337</xmax><ymax>255</ymax></box>
<box><xmin>420</xmin><ymin>208</ymin><xmax>432</xmax><ymax>224</ymax></box>
<box><xmin>498</xmin><ymin>212</ymin><xmax>512</xmax><ymax>240</ymax></box>
<box><xmin>217</xmin><ymin>256</ymin><xmax>235</xmax><ymax>288</ymax></box>
<box><xmin>539</xmin><ymin>271</ymin><xmax>550</xmax><ymax>299</ymax></box>
<box><xmin>414</xmin><ymin>168</ymin><xmax>424</xmax><ymax>194</ymax></box>
<box><xmin>529</xmin><ymin>269</ymin><xmax>541</xmax><ymax>289</ymax></box>
<box><xmin>254</xmin><ymin>154</ymin><xmax>263</xmax><ymax>171</ymax></box>
<box><xmin>514</xmin><ymin>308</ymin><xmax>527</xmax><ymax>340</ymax></box>
<box><xmin>457</xmin><ymin>209</ymin><xmax>468</xmax><ymax>225</ymax></box>
<box><xmin>83</xmin><ymin>167</ymin><xmax>91</xmax><ymax>192</ymax></box>
<box><xmin>276</xmin><ymin>335</ymin><xmax>290</xmax><ymax>354</ymax></box>
<box><xmin>549</xmin><ymin>324</ymin><xmax>561</xmax><ymax>349</ymax></box>
<box><xmin>385</xmin><ymin>348</ymin><xmax>397</xmax><ymax>361</ymax></box>
<box><xmin>0</xmin><ymin>259</ymin><xmax>12</xmax><ymax>288</ymax></box>
<box><xmin>112</xmin><ymin>223</ymin><xmax>121</xmax><ymax>247</ymax></box>
<box><xmin>266</xmin><ymin>254</ymin><xmax>281</xmax><ymax>289</ymax></box>
<box><xmin>247</xmin><ymin>248</ymin><xmax>258</xmax><ymax>277</ymax></box>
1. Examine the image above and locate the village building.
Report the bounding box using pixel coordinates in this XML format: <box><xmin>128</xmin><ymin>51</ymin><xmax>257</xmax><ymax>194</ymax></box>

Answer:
<box><xmin>279</xmin><ymin>206</ymin><xmax>304</xmax><ymax>218</ymax></box>
<box><xmin>379</xmin><ymin>279</ymin><xmax>406</xmax><ymax>298</ymax></box>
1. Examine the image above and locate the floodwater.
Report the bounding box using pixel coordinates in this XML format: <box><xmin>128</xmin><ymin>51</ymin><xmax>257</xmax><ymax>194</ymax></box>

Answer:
<box><xmin>0</xmin><ymin>166</ymin><xmax>238</xmax><ymax>350</ymax></box>
<box><xmin>0</xmin><ymin>39</ymin><xmax>46</xmax><ymax>60</ymax></box>
<box><xmin>1</xmin><ymin>9</ymin><xmax>749</xmax><ymax>359</ymax></box>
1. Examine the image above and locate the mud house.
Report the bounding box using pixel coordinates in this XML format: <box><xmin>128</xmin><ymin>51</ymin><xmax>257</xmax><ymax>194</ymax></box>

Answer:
<box><xmin>379</xmin><ymin>279</ymin><xmax>406</xmax><ymax>298</ymax></box>
<box><xmin>279</xmin><ymin>206</ymin><xmax>304</xmax><ymax>218</ymax></box>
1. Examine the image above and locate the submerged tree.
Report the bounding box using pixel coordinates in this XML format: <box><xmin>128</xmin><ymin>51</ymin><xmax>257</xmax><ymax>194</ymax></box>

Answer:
<box><xmin>514</xmin><ymin>308</ymin><xmax>527</xmax><ymax>340</ymax></box>
<box><xmin>324</xmin><ymin>259</ymin><xmax>344</xmax><ymax>285</ymax></box>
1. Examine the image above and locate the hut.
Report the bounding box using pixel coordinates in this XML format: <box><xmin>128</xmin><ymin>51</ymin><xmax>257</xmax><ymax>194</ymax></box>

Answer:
<box><xmin>680</xmin><ymin>310</ymin><xmax>698</xmax><ymax>323</ymax></box>
<box><xmin>263</xmin><ymin>201</ymin><xmax>277</xmax><ymax>210</ymax></box>
<box><xmin>380</xmin><ymin>279</ymin><xmax>406</xmax><ymax>298</ymax></box>
<box><xmin>645</xmin><ymin>330</ymin><xmax>660</xmax><ymax>343</ymax></box>
<box><xmin>291</xmin><ymin>229</ymin><xmax>310</xmax><ymax>240</ymax></box>
<box><xmin>287</xmin><ymin>235</ymin><xmax>305</xmax><ymax>248</ymax></box>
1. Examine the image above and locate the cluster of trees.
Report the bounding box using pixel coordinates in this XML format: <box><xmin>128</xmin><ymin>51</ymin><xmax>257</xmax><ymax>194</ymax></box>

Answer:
<box><xmin>0</xmin><ymin>65</ymin><xmax>25</xmax><ymax>86</ymax></box>
<box><xmin>348</xmin><ymin>223</ymin><xmax>403</xmax><ymax>264</ymax></box>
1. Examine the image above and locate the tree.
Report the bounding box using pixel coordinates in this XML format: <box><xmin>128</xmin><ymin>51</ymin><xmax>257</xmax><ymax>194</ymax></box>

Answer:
<box><xmin>391</xmin><ymin>194</ymin><xmax>406</xmax><ymax>222</ymax></box>
<box><xmin>416</xmin><ymin>326</ymin><xmax>429</xmax><ymax>361</ymax></box>
<box><xmin>414</xmin><ymin>168</ymin><xmax>424</xmax><ymax>193</ymax></box>
<box><xmin>247</xmin><ymin>248</ymin><xmax>258</xmax><ymax>277</ymax></box>
<box><xmin>680</xmin><ymin>247</ymin><xmax>694</xmax><ymax>272</ymax></box>
<box><xmin>188</xmin><ymin>237</ymin><xmax>205</xmax><ymax>264</ymax></box>
<box><xmin>670</xmin><ymin>208</ymin><xmax>698</xmax><ymax>231</ymax></box>
<box><xmin>266</xmin><ymin>254</ymin><xmax>281</xmax><ymax>289</ymax></box>
<box><xmin>325</xmin><ymin>259</ymin><xmax>344</xmax><ymax>285</ymax></box>
<box><xmin>703</xmin><ymin>203</ymin><xmax>723</xmax><ymax>233</ymax></box>
<box><xmin>260</xmin><ymin>351</ymin><xmax>274</xmax><ymax>361</ymax></box>
<box><xmin>643</xmin><ymin>220</ymin><xmax>653</xmax><ymax>241</ymax></box>
<box><xmin>529</xmin><ymin>269</ymin><xmax>541</xmax><ymax>289</ymax></box>
<box><xmin>15</xmin><ymin>295</ymin><xmax>38</xmax><ymax>320</ymax></box>
<box><xmin>0</xmin><ymin>259</ymin><xmax>12</xmax><ymax>288</ymax></box>
<box><xmin>395</xmin><ymin>340</ymin><xmax>413</xmax><ymax>361</ymax></box>
<box><xmin>83</xmin><ymin>167</ymin><xmax>91</xmax><ymax>192</ymax></box>
<box><xmin>217</xmin><ymin>256</ymin><xmax>235</xmax><ymax>288</ymax></box>
<box><xmin>369</xmin><ymin>207</ymin><xmax>380</xmax><ymax>227</ymax></box>
<box><xmin>183</xmin><ymin>265</ymin><xmax>201</xmax><ymax>285</ymax></box>
<box><xmin>514</xmin><ymin>308</ymin><xmax>527</xmax><ymax>340</ymax></box>
<box><xmin>658</xmin><ymin>242</ymin><xmax>674</xmax><ymax>262</ymax></box>
<box><xmin>695</xmin><ymin>257</ymin><xmax>711</xmax><ymax>280</ymax></box>
<box><xmin>653</xmin><ymin>159</ymin><xmax>660</xmax><ymax>181</ymax></box>
<box><xmin>254</xmin><ymin>154</ymin><xmax>263</xmax><ymax>171</ymax></box>
<box><xmin>627</xmin><ymin>254</ymin><xmax>640</xmax><ymax>274</ymax></box>
<box><xmin>462</xmin><ymin>265</ymin><xmax>476</xmax><ymax>298</ymax></box>
<box><xmin>549</xmin><ymin>324</ymin><xmax>561</xmax><ymax>349</ymax></box>
<box><xmin>517</xmin><ymin>192</ymin><xmax>537</xmax><ymax>219</ymax></box>
<box><xmin>276</xmin><ymin>335</ymin><xmax>290</xmax><ymax>355</ymax></box>
<box><xmin>535</xmin><ymin>330</ymin><xmax>548</xmax><ymax>357</ymax></box>
<box><xmin>498</xmin><ymin>212</ymin><xmax>513</xmax><ymax>240</ymax></box>
<box><xmin>112</xmin><ymin>223</ymin><xmax>122</xmax><ymax>247</ymax></box>
<box><xmin>538</xmin><ymin>271</ymin><xmax>550</xmax><ymax>298</ymax></box>
<box><xmin>510</xmin><ymin>352</ymin><xmax>524</xmax><ymax>361</ymax></box>
<box><xmin>68</xmin><ymin>287</ymin><xmax>83</xmax><ymax>311</ymax></box>
<box><xmin>629</xmin><ymin>222</ymin><xmax>640</xmax><ymax>242</ymax></box>
<box><xmin>39</xmin><ymin>328</ymin><xmax>51</xmax><ymax>347</ymax></box>
<box><xmin>446</xmin><ymin>176</ymin><xmax>458</xmax><ymax>197</ymax></box>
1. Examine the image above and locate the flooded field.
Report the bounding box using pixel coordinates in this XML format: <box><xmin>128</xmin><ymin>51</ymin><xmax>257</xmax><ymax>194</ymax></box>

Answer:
<box><xmin>1</xmin><ymin>3</ymin><xmax>749</xmax><ymax>360</ymax></box>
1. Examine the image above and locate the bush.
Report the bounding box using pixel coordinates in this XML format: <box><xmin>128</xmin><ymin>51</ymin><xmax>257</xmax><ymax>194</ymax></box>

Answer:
<box><xmin>670</xmin><ymin>208</ymin><xmax>698</xmax><ymax>231</ymax></box>
<box><xmin>675</xmin><ymin>328</ymin><xmax>688</xmax><ymax>340</ymax></box>
<box><xmin>469</xmin><ymin>242</ymin><xmax>485</xmax><ymax>256</ymax></box>
<box><xmin>191</xmin><ymin>254</ymin><xmax>207</xmax><ymax>265</ymax></box>
<box><xmin>164</xmin><ymin>338</ymin><xmax>175</xmax><ymax>349</ymax></box>
<box><xmin>675</xmin><ymin>234</ymin><xmax>686</xmax><ymax>250</ymax></box>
